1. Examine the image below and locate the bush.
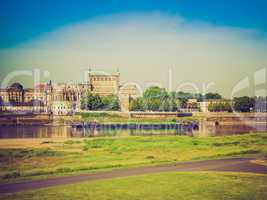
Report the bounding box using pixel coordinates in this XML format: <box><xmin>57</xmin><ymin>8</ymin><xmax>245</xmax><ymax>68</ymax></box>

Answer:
<box><xmin>64</xmin><ymin>140</ymin><xmax>81</xmax><ymax>145</ymax></box>
<box><xmin>56</xmin><ymin>167</ymin><xmax>74</xmax><ymax>173</ymax></box>
<box><xmin>77</xmin><ymin>112</ymin><xmax>121</xmax><ymax>118</ymax></box>
<box><xmin>3</xmin><ymin>171</ymin><xmax>21</xmax><ymax>179</ymax></box>
<box><xmin>145</xmin><ymin>155</ymin><xmax>155</xmax><ymax>159</ymax></box>
<box><xmin>41</xmin><ymin>141</ymin><xmax>55</xmax><ymax>144</ymax></box>
<box><xmin>0</xmin><ymin>149</ymin><xmax>64</xmax><ymax>159</ymax></box>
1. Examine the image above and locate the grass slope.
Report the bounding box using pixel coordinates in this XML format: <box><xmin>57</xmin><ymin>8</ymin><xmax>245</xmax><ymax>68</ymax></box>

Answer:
<box><xmin>2</xmin><ymin>172</ymin><xmax>267</xmax><ymax>200</ymax></box>
<box><xmin>0</xmin><ymin>133</ymin><xmax>267</xmax><ymax>183</ymax></box>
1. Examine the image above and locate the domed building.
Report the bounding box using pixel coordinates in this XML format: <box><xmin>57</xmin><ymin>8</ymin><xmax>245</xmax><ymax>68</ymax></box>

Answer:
<box><xmin>7</xmin><ymin>82</ymin><xmax>25</xmax><ymax>104</ymax></box>
<box><xmin>8</xmin><ymin>82</ymin><xmax>24</xmax><ymax>90</ymax></box>
<box><xmin>0</xmin><ymin>81</ymin><xmax>89</xmax><ymax>114</ymax></box>
<box><xmin>0</xmin><ymin>70</ymin><xmax>138</xmax><ymax>114</ymax></box>
<box><xmin>0</xmin><ymin>82</ymin><xmax>47</xmax><ymax>112</ymax></box>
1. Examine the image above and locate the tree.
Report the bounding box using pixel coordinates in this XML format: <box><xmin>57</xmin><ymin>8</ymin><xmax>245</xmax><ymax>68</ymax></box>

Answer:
<box><xmin>130</xmin><ymin>87</ymin><xmax>184</xmax><ymax>112</ymax></box>
<box><xmin>224</xmin><ymin>102</ymin><xmax>233</xmax><ymax>112</ymax></box>
<box><xmin>81</xmin><ymin>92</ymin><xmax>103</xmax><ymax>110</ymax></box>
<box><xmin>165</xmin><ymin>93</ymin><xmax>180</xmax><ymax>111</ymax></box>
<box><xmin>176</xmin><ymin>91</ymin><xmax>194</xmax><ymax>108</ymax></box>
<box><xmin>143</xmin><ymin>86</ymin><xmax>167</xmax><ymax>99</ymax></box>
<box><xmin>90</xmin><ymin>94</ymin><xmax>103</xmax><ymax>110</ymax></box>
<box><xmin>208</xmin><ymin>103</ymin><xmax>215</xmax><ymax>112</ymax></box>
<box><xmin>0</xmin><ymin>96</ymin><xmax>3</xmax><ymax>106</ymax></box>
<box><xmin>204</xmin><ymin>93</ymin><xmax>222</xmax><ymax>100</ymax></box>
<box><xmin>233</xmin><ymin>96</ymin><xmax>254</xmax><ymax>112</ymax></box>
<box><xmin>102</xmin><ymin>95</ymin><xmax>120</xmax><ymax>111</ymax></box>
<box><xmin>129</xmin><ymin>97</ymin><xmax>144</xmax><ymax>111</ymax></box>
<box><xmin>80</xmin><ymin>94</ymin><xmax>87</xmax><ymax>110</ymax></box>
<box><xmin>208</xmin><ymin>102</ymin><xmax>232</xmax><ymax>112</ymax></box>
<box><xmin>143</xmin><ymin>87</ymin><xmax>168</xmax><ymax>111</ymax></box>
<box><xmin>143</xmin><ymin>98</ymin><xmax>162</xmax><ymax>111</ymax></box>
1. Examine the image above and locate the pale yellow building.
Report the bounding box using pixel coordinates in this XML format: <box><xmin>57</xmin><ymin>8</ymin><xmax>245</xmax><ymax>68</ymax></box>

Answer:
<box><xmin>88</xmin><ymin>70</ymin><xmax>120</xmax><ymax>96</ymax></box>
<box><xmin>119</xmin><ymin>84</ymin><xmax>140</xmax><ymax>112</ymax></box>
<box><xmin>0</xmin><ymin>70</ymin><xmax>138</xmax><ymax>114</ymax></box>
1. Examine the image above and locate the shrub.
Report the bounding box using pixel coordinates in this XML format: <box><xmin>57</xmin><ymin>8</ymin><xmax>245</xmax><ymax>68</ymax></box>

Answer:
<box><xmin>146</xmin><ymin>155</ymin><xmax>155</xmax><ymax>159</ymax></box>
<box><xmin>3</xmin><ymin>171</ymin><xmax>21</xmax><ymax>179</ymax></box>
<box><xmin>64</xmin><ymin>140</ymin><xmax>81</xmax><ymax>145</ymax></box>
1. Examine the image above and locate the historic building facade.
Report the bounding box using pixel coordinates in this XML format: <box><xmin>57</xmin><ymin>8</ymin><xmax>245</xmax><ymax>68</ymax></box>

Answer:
<box><xmin>0</xmin><ymin>70</ymin><xmax>138</xmax><ymax>114</ymax></box>
<box><xmin>0</xmin><ymin>83</ymin><xmax>46</xmax><ymax>113</ymax></box>
<box><xmin>88</xmin><ymin>70</ymin><xmax>120</xmax><ymax>96</ymax></box>
<box><xmin>119</xmin><ymin>84</ymin><xmax>139</xmax><ymax>112</ymax></box>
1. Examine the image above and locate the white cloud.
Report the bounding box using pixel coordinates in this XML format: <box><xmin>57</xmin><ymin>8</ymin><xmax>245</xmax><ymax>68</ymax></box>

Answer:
<box><xmin>0</xmin><ymin>12</ymin><xmax>267</xmax><ymax>97</ymax></box>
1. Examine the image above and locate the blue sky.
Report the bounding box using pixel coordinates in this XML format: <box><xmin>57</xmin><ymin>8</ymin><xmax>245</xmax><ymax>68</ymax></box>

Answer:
<box><xmin>0</xmin><ymin>0</ymin><xmax>267</xmax><ymax>48</ymax></box>
<box><xmin>0</xmin><ymin>0</ymin><xmax>267</xmax><ymax>97</ymax></box>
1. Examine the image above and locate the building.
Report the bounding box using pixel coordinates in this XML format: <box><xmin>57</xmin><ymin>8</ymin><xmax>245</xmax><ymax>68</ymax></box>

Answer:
<box><xmin>182</xmin><ymin>98</ymin><xmax>232</xmax><ymax>113</ymax></box>
<box><xmin>88</xmin><ymin>70</ymin><xmax>120</xmax><ymax>96</ymax></box>
<box><xmin>88</xmin><ymin>70</ymin><xmax>139</xmax><ymax>112</ymax></box>
<box><xmin>199</xmin><ymin>99</ymin><xmax>232</xmax><ymax>112</ymax></box>
<box><xmin>119</xmin><ymin>84</ymin><xmax>140</xmax><ymax>112</ymax></box>
<box><xmin>51</xmin><ymin>83</ymin><xmax>89</xmax><ymax>111</ymax></box>
<box><xmin>52</xmin><ymin>101</ymin><xmax>73</xmax><ymax>115</ymax></box>
<box><xmin>0</xmin><ymin>81</ymin><xmax>88</xmax><ymax>114</ymax></box>
<box><xmin>180</xmin><ymin>98</ymin><xmax>199</xmax><ymax>112</ymax></box>
<box><xmin>0</xmin><ymin>83</ymin><xmax>46</xmax><ymax>113</ymax></box>
<box><xmin>0</xmin><ymin>69</ymin><xmax>138</xmax><ymax>114</ymax></box>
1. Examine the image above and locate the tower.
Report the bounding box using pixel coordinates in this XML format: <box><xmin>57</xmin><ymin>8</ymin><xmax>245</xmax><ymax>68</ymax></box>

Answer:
<box><xmin>88</xmin><ymin>70</ymin><xmax>120</xmax><ymax>96</ymax></box>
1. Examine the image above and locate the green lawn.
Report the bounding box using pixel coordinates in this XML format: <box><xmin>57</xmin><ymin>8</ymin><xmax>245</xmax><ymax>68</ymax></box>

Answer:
<box><xmin>76</xmin><ymin>112</ymin><xmax>182</xmax><ymax>123</ymax></box>
<box><xmin>2</xmin><ymin>172</ymin><xmax>267</xmax><ymax>200</ymax></box>
<box><xmin>0</xmin><ymin>133</ymin><xmax>267</xmax><ymax>183</ymax></box>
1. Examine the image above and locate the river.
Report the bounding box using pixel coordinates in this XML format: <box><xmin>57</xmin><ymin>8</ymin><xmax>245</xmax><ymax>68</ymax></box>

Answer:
<box><xmin>0</xmin><ymin>124</ymin><xmax>192</xmax><ymax>139</ymax></box>
<box><xmin>0</xmin><ymin>122</ymin><xmax>266</xmax><ymax>139</ymax></box>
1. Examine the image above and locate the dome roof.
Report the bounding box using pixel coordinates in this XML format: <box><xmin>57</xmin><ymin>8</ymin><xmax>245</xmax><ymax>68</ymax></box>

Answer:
<box><xmin>8</xmin><ymin>82</ymin><xmax>24</xmax><ymax>91</ymax></box>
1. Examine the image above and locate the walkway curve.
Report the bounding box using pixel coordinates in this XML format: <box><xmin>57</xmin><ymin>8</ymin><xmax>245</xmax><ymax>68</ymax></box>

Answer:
<box><xmin>1</xmin><ymin>157</ymin><xmax>267</xmax><ymax>194</ymax></box>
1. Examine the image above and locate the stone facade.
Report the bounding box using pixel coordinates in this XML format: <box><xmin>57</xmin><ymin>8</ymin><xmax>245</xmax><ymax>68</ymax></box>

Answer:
<box><xmin>88</xmin><ymin>70</ymin><xmax>139</xmax><ymax>112</ymax></box>
<box><xmin>0</xmin><ymin>81</ymin><xmax>89</xmax><ymax>114</ymax></box>
<box><xmin>199</xmin><ymin>99</ymin><xmax>232</xmax><ymax>112</ymax></box>
<box><xmin>50</xmin><ymin>83</ymin><xmax>89</xmax><ymax>111</ymax></box>
<box><xmin>0</xmin><ymin>83</ymin><xmax>46</xmax><ymax>113</ymax></box>
<box><xmin>119</xmin><ymin>84</ymin><xmax>139</xmax><ymax>112</ymax></box>
<box><xmin>88</xmin><ymin>71</ymin><xmax>120</xmax><ymax>96</ymax></box>
<box><xmin>0</xmin><ymin>70</ymin><xmax>138</xmax><ymax>114</ymax></box>
<box><xmin>52</xmin><ymin>101</ymin><xmax>73</xmax><ymax>115</ymax></box>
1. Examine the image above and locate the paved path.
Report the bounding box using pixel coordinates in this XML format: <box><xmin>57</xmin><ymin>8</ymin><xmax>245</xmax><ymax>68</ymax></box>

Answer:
<box><xmin>1</xmin><ymin>157</ymin><xmax>267</xmax><ymax>194</ymax></box>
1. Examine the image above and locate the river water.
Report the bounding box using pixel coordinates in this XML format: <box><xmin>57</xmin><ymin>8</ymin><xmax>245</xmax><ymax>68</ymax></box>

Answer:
<box><xmin>0</xmin><ymin>123</ymin><xmax>266</xmax><ymax>139</ymax></box>
<box><xmin>0</xmin><ymin>125</ymin><xmax>191</xmax><ymax>139</ymax></box>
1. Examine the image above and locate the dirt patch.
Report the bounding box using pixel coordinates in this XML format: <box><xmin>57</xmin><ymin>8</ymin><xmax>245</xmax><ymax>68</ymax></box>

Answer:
<box><xmin>251</xmin><ymin>159</ymin><xmax>267</xmax><ymax>166</ymax></box>
<box><xmin>0</xmin><ymin>138</ymin><xmax>84</xmax><ymax>149</ymax></box>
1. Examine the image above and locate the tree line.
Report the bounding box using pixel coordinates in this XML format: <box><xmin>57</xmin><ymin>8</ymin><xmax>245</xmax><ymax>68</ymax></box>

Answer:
<box><xmin>208</xmin><ymin>96</ymin><xmax>267</xmax><ymax>112</ymax></box>
<box><xmin>80</xmin><ymin>92</ymin><xmax>120</xmax><ymax>111</ymax></box>
<box><xmin>129</xmin><ymin>86</ymin><xmax>223</xmax><ymax>112</ymax></box>
<box><xmin>129</xmin><ymin>86</ymin><xmax>267</xmax><ymax>112</ymax></box>
<box><xmin>79</xmin><ymin>87</ymin><xmax>267</xmax><ymax>113</ymax></box>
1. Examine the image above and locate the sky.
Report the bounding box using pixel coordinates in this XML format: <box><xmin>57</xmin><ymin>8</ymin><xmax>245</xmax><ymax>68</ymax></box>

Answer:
<box><xmin>0</xmin><ymin>0</ymin><xmax>267</xmax><ymax>97</ymax></box>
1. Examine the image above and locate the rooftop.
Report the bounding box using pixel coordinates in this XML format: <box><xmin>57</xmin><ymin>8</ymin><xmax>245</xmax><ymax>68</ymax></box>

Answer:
<box><xmin>88</xmin><ymin>70</ymin><xmax>119</xmax><ymax>76</ymax></box>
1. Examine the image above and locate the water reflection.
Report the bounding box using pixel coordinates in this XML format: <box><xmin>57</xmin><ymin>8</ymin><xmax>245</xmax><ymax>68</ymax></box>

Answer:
<box><xmin>0</xmin><ymin>125</ymin><xmax>187</xmax><ymax>139</ymax></box>
<box><xmin>0</xmin><ymin>126</ymin><xmax>72</xmax><ymax>138</ymax></box>
<box><xmin>210</xmin><ymin>124</ymin><xmax>267</xmax><ymax>136</ymax></box>
<box><xmin>0</xmin><ymin>123</ymin><xmax>266</xmax><ymax>139</ymax></box>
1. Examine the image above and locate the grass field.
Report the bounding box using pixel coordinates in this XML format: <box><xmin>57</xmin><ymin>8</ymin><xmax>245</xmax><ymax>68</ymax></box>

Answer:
<box><xmin>0</xmin><ymin>133</ymin><xmax>267</xmax><ymax>183</ymax></box>
<box><xmin>1</xmin><ymin>172</ymin><xmax>267</xmax><ymax>200</ymax></box>
<box><xmin>76</xmin><ymin>112</ymin><xmax>196</xmax><ymax>123</ymax></box>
